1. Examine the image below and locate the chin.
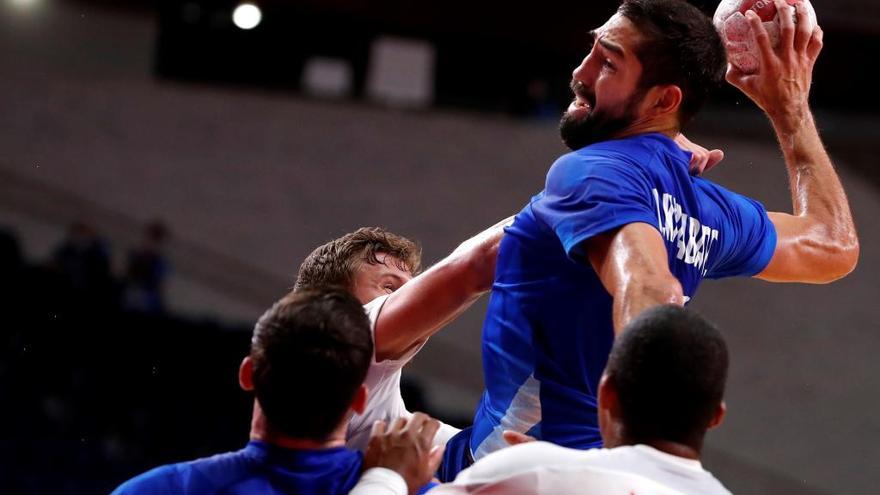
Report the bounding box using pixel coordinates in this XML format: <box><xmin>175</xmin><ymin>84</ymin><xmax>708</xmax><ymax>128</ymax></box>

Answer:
<box><xmin>559</xmin><ymin>109</ymin><xmax>637</xmax><ymax>151</ymax></box>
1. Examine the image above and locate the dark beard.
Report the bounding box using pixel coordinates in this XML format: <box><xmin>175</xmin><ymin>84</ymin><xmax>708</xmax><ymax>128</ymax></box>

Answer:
<box><xmin>559</xmin><ymin>92</ymin><xmax>643</xmax><ymax>151</ymax></box>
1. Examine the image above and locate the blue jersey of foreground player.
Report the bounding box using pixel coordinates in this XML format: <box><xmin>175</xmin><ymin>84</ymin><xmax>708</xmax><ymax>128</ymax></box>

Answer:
<box><xmin>112</xmin><ymin>441</ymin><xmax>364</xmax><ymax>495</ymax></box>
<box><xmin>113</xmin><ymin>440</ymin><xmax>438</xmax><ymax>495</ymax></box>
<box><xmin>471</xmin><ymin>133</ymin><xmax>777</xmax><ymax>458</ymax></box>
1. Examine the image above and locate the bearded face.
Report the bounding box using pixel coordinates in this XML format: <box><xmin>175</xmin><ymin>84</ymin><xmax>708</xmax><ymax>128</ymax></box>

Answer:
<box><xmin>559</xmin><ymin>80</ymin><xmax>645</xmax><ymax>151</ymax></box>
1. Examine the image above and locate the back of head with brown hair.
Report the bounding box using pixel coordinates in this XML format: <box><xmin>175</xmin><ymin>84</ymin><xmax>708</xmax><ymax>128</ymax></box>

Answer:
<box><xmin>250</xmin><ymin>288</ymin><xmax>373</xmax><ymax>440</ymax></box>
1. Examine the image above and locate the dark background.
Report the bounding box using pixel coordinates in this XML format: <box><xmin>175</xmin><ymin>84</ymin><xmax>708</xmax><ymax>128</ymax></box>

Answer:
<box><xmin>149</xmin><ymin>0</ymin><xmax>880</xmax><ymax>114</ymax></box>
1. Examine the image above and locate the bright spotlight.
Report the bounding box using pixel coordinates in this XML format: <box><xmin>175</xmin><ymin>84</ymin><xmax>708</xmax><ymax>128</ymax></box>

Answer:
<box><xmin>232</xmin><ymin>3</ymin><xmax>262</xmax><ymax>30</ymax></box>
<box><xmin>9</xmin><ymin>0</ymin><xmax>41</xmax><ymax>9</ymax></box>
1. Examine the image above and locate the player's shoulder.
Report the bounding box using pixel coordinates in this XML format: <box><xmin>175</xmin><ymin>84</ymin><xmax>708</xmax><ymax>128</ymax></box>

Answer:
<box><xmin>113</xmin><ymin>448</ymin><xmax>264</xmax><ymax>495</ymax></box>
<box><xmin>458</xmin><ymin>442</ymin><xmax>595</xmax><ymax>483</ymax></box>
<box><xmin>111</xmin><ymin>464</ymin><xmax>183</xmax><ymax>495</ymax></box>
<box><xmin>548</xmin><ymin>134</ymin><xmax>676</xmax><ymax>181</ymax></box>
<box><xmin>545</xmin><ymin>150</ymin><xmax>653</xmax><ymax>199</ymax></box>
<box><xmin>693</xmin><ymin>174</ymin><xmax>752</xmax><ymax>203</ymax></box>
<box><xmin>692</xmin><ymin>174</ymin><xmax>769</xmax><ymax>223</ymax></box>
<box><xmin>551</xmin><ymin>145</ymin><xmax>631</xmax><ymax>174</ymax></box>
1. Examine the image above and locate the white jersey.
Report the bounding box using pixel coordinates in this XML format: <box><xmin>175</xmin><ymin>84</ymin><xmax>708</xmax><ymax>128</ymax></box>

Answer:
<box><xmin>345</xmin><ymin>295</ymin><xmax>460</xmax><ymax>451</ymax></box>
<box><xmin>351</xmin><ymin>442</ymin><xmax>731</xmax><ymax>495</ymax></box>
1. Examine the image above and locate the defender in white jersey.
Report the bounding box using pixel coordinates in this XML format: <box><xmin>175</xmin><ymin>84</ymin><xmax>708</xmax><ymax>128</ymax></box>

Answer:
<box><xmin>346</xmin><ymin>294</ymin><xmax>460</xmax><ymax>450</ymax></box>
<box><xmin>293</xmin><ymin>223</ymin><xmax>510</xmax><ymax>450</ymax></box>
<box><xmin>353</xmin><ymin>305</ymin><xmax>733</xmax><ymax>495</ymax></box>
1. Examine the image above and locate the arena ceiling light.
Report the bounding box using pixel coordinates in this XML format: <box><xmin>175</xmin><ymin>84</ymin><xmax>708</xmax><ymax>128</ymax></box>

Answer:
<box><xmin>9</xmin><ymin>0</ymin><xmax>41</xmax><ymax>9</ymax></box>
<box><xmin>232</xmin><ymin>3</ymin><xmax>262</xmax><ymax>30</ymax></box>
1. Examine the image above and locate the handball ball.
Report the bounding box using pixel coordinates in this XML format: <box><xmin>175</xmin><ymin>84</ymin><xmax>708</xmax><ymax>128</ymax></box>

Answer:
<box><xmin>714</xmin><ymin>0</ymin><xmax>817</xmax><ymax>74</ymax></box>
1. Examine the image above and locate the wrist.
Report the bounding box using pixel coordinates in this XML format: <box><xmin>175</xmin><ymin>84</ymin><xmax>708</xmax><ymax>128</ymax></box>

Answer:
<box><xmin>768</xmin><ymin>104</ymin><xmax>810</xmax><ymax>136</ymax></box>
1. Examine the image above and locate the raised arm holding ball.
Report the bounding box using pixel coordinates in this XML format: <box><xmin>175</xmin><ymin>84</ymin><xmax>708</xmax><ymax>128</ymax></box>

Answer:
<box><xmin>727</xmin><ymin>0</ymin><xmax>859</xmax><ymax>283</ymax></box>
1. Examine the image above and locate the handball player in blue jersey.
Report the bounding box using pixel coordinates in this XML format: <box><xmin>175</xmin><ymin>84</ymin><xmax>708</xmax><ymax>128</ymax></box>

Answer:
<box><xmin>439</xmin><ymin>0</ymin><xmax>860</xmax><ymax>479</ymax></box>
<box><xmin>112</xmin><ymin>289</ymin><xmax>442</xmax><ymax>495</ymax></box>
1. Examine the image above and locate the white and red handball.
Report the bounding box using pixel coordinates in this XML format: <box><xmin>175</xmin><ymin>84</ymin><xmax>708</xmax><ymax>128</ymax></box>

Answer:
<box><xmin>714</xmin><ymin>0</ymin><xmax>817</xmax><ymax>74</ymax></box>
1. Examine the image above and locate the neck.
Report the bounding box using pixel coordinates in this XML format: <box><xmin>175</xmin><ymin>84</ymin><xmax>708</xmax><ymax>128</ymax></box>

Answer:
<box><xmin>612</xmin><ymin>116</ymin><xmax>679</xmax><ymax>141</ymax></box>
<box><xmin>249</xmin><ymin>401</ymin><xmax>347</xmax><ymax>450</ymax></box>
<box><xmin>643</xmin><ymin>439</ymin><xmax>701</xmax><ymax>461</ymax></box>
<box><xmin>612</xmin><ymin>427</ymin><xmax>702</xmax><ymax>461</ymax></box>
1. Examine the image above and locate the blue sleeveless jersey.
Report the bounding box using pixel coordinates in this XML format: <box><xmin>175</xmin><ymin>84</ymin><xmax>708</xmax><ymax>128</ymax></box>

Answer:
<box><xmin>471</xmin><ymin>133</ymin><xmax>777</xmax><ymax>458</ymax></box>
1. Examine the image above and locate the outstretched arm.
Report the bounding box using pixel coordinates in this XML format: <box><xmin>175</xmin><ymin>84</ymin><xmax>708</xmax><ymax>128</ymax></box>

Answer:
<box><xmin>728</xmin><ymin>0</ymin><xmax>858</xmax><ymax>283</ymax></box>
<box><xmin>374</xmin><ymin>216</ymin><xmax>513</xmax><ymax>361</ymax></box>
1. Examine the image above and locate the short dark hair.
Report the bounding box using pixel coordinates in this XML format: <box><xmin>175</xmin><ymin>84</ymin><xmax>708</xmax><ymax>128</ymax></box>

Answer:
<box><xmin>249</xmin><ymin>289</ymin><xmax>373</xmax><ymax>440</ymax></box>
<box><xmin>605</xmin><ymin>305</ymin><xmax>728</xmax><ymax>449</ymax></box>
<box><xmin>618</xmin><ymin>0</ymin><xmax>727</xmax><ymax>128</ymax></box>
<box><xmin>294</xmin><ymin>227</ymin><xmax>421</xmax><ymax>292</ymax></box>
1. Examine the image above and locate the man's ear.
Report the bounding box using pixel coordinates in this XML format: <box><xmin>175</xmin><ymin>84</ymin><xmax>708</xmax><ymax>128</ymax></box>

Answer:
<box><xmin>351</xmin><ymin>384</ymin><xmax>369</xmax><ymax>415</ymax></box>
<box><xmin>239</xmin><ymin>356</ymin><xmax>254</xmax><ymax>391</ymax></box>
<box><xmin>708</xmin><ymin>400</ymin><xmax>727</xmax><ymax>430</ymax></box>
<box><xmin>597</xmin><ymin>373</ymin><xmax>624</xmax><ymax>447</ymax></box>
<box><xmin>645</xmin><ymin>84</ymin><xmax>683</xmax><ymax>119</ymax></box>
<box><xmin>598</xmin><ymin>374</ymin><xmax>621</xmax><ymax>420</ymax></box>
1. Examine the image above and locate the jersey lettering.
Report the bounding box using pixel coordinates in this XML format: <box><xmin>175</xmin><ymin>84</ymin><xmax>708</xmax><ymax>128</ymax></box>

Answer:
<box><xmin>653</xmin><ymin>188</ymin><xmax>719</xmax><ymax>276</ymax></box>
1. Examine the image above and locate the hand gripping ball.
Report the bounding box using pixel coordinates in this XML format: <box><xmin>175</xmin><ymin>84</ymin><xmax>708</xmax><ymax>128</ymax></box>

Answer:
<box><xmin>714</xmin><ymin>0</ymin><xmax>817</xmax><ymax>74</ymax></box>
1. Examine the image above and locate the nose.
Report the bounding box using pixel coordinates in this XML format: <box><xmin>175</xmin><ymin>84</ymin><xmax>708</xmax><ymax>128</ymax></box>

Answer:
<box><xmin>571</xmin><ymin>53</ymin><xmax>595</xmax><ymax>87</ymax></box>
<box><xmin>572</xmin><ymin>56</ymin><xmax>587</xmax><ymax>81</ymax></box>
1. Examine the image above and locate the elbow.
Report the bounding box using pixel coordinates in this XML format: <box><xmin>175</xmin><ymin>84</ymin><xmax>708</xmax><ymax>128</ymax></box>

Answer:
<box><xmin>467</xmin><ymin>243</ymin><xmax>498</xmax><ymax>293</ymax></box>
<box><xmin>456</xmin><ymin>238</ymin><xmax>499</xmax><ymax>294</ymax></box>
<box><xmin>614</xmin><ymin>273</ymin><xmax>685</xmax><ymax>333</ymax></box>
<box><xmin>838</xmin><ymin>236</ymin><xmax>860</xmax><ymax>278</ymax></box>
<box><xmin>816</xmin><ymin>237</ymin><xmax>860</xmax><ymax>284</ymax></box>
<box><xmin>624</xmin><ymin>273</ymin><xmax>686</xmax><ymax>307</ymax></box>
<box><xmin>452</xmin><ymin>223</ymin><xmax>505</xmax><ymax>294</ymax></box>
<box><xmin>654</xmin><ymin>276</ymin><xmax>686</xmax><ymax>306</ymax></box>
<box><xmin>794</xmin><ymin>231</ymin><xmax>860</xmax><ymax>284</ymax></box>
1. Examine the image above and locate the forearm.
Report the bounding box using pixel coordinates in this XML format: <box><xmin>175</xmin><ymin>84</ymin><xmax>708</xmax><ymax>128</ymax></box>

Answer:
<box><xmin>770</xmin><ymin>111</ymin><xmax>859</xmax><ymax>271</ymax></box>
<box><xmin>587</xmin><ymin>223</ymin><xmax>685</xmax><ymax>334</ymax></box>
<box><xmin>613</xmin><ymin>274</ymin><xmax>684</xmax><ymax>333</ymax></box>
<box><xmin>774</xmin><ymin>112</ymin><xmax>856</xmax><ymax>239</ymax></box>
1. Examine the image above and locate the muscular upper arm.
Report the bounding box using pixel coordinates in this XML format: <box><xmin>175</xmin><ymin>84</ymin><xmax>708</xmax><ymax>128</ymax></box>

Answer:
<box><xmin>373</xmin><ymin>258</ymin><xmax>484</xmax><ymax>361</ymax></box>
<box><xmin>584</xmin><ymin>222</ymin><xmax>684</xmax><ymax>333</ymax></box>
<box><xmin>373</xmin><ymin>220</ymin><xmax>507</xmax><ymax>361</ymax></box>
<box><xmin>755</xmin><ymin>212</ymin><xmax>858</xmax><ymax>283</ymax></box>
